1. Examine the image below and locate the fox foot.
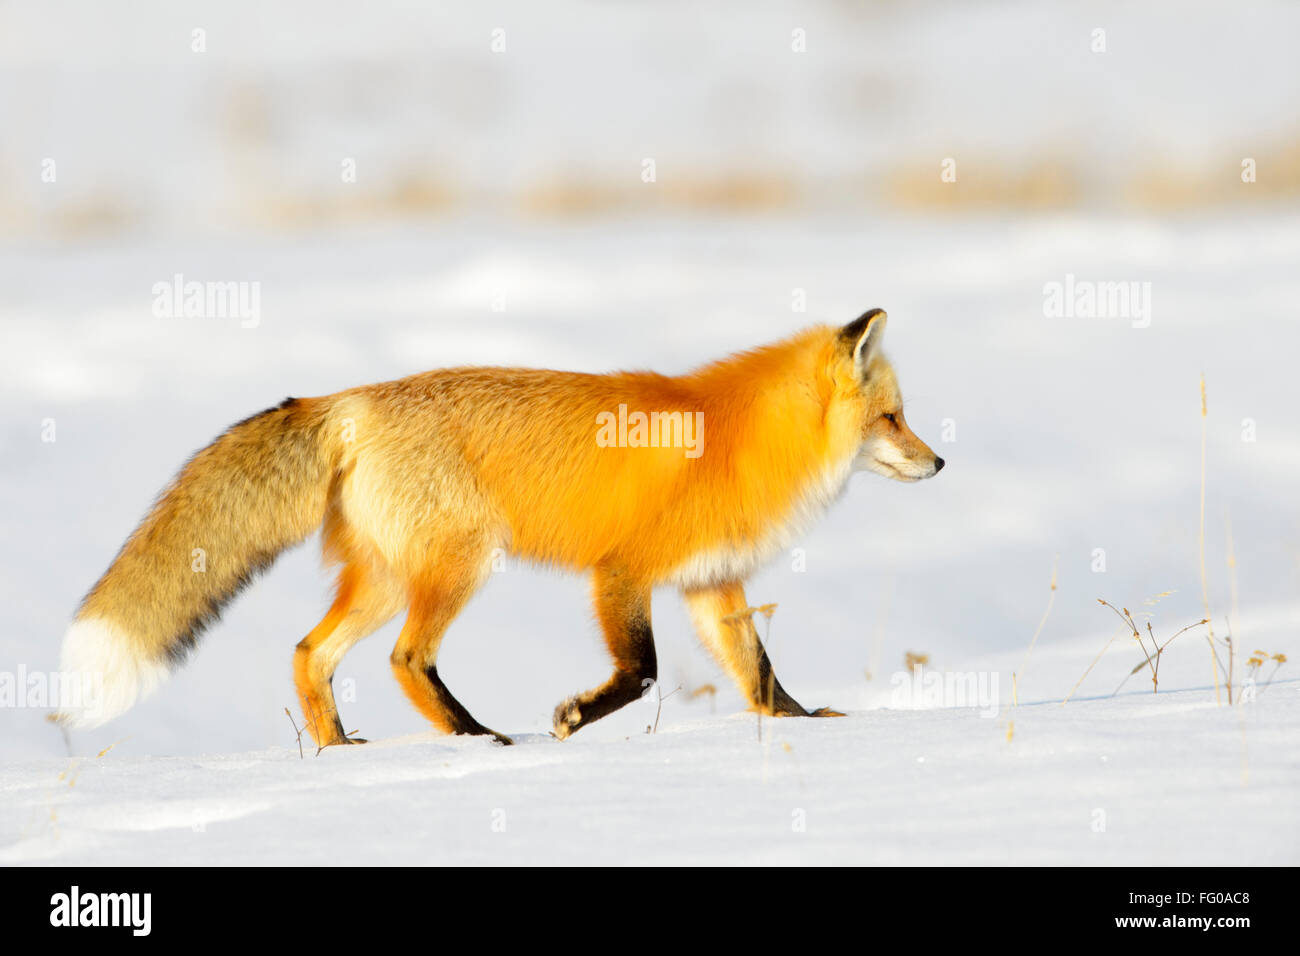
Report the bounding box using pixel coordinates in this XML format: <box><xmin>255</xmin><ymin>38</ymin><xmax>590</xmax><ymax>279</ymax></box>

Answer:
<box><xmin>552</xmin><ymin>696</ymin><xmax>583</xmax><ymax>740</ymax></box>
<box><xmin>451</xmin><ymin>718</ymin><xmax>513</xmax><ymax>746</ymax></box>
<box><xmin>761</xmin><ymin>702</ymin><xmax>846</xmax><ymax>718</ymax></box>
<box><xmin>448</xmin><ymin>723</ymin><xmax>513</xmax><ymax>745</ymax></box>
<box><xmin>319</xmin><ymin>732</ymin><xmax>365</xmax><ymax>747</ymax></box>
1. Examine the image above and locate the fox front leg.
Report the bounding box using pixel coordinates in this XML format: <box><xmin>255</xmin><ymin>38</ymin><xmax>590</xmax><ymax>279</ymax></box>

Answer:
<box><xmin>682</xmin><ymin>581</ymin><xmax>844</xmax><ymax>718</ymax></box>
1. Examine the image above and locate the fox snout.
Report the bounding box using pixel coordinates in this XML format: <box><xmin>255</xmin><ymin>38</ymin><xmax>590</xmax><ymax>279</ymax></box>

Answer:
<box><xmin>856</xmin><ymin>412</ymin><xmax>944</xmax><ymax>482</ymax></box>
<box><xmin>858</xmin><ymin>436</ymin><xmax>944</xmax><ymax>482</ymax></box>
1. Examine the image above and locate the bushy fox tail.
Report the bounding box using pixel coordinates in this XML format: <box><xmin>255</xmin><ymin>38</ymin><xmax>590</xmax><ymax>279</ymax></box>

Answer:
<box><xmin>54</xmin><ymin>397</ymin><xmax>340</xmax><ymax>729</ymax></box>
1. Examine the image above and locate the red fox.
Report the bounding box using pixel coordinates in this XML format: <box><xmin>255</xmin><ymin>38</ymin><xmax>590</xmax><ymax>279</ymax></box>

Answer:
<box><xmin>55</xmin><ymin>309</ymin><xmax>942</xmax><ymax>745</ymax></box>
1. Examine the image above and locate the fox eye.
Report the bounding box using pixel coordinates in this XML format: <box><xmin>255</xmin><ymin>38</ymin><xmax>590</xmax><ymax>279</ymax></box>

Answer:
<box><xmin>883</xmin><ymin>413</ymin><xmax>897</xmax><ymax>425</ymax></box>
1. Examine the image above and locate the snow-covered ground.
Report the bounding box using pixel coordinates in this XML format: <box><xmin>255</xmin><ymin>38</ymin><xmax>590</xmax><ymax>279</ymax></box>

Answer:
<box><xmin>4</xmin><ymin>684</ymin><xmax>1295</xmax><ymax>866</ymax></box>
<box><xmin>1</xmin><ymin>214</ymin><xmax>1297</xmax><ymax>864</ymax></box>
<box><xmin>2</xmin><ymin>0</ymin><xmax>1298</xmax><ymax>866</ymax></box>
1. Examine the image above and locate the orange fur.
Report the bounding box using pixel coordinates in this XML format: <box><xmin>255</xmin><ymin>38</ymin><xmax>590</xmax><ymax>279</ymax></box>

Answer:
<box><xmin>58</xmin><ymin>311</ymin><xmax>942</xmax><ymax>742</ymax></box>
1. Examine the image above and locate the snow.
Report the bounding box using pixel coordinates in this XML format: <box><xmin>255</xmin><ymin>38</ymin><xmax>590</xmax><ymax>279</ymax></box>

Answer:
<box><xmin>3</xmin><ymin>684</ymin><xmax>1295</xmax><ymax>866</ymax></box>
<box><xmin>2</xmin><ymin>214</ymin><xmax>1297</xmax><ymax>864</ymax></box>
<box><xmin>2</xmin><ymin>0</ymin><xmax>1298</xmax><ymax>865</ymax></box>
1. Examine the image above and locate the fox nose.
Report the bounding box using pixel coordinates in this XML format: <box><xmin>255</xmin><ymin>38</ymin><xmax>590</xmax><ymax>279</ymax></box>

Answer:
<box><xmin>933</xmin><ymin>456</ymin><xmax>945</xmax><ymax>473</ymax></box>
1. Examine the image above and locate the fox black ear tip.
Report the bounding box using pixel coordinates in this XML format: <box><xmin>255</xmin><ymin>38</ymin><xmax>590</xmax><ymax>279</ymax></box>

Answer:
<box><xmin>863</xmin><ymin>308</ymin><xmax>887</xmax><ymax>321</ymax></box>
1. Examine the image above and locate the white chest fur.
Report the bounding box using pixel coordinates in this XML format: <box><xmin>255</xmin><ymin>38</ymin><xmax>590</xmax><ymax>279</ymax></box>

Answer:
<box><xmin>666</xmin><ymin>451</ymin><xmax>857</xmax><ymax>589</ymax></box>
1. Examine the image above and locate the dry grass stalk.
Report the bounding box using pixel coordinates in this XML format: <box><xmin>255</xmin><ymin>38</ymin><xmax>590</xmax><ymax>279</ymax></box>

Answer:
<box><xmin>1061</xmin><ymin>625</ymin><xmax>1128</xmax><ymax>705</ymax></box>
<box><xmin>1012</xmin><ymin>558</ymin><xmax>1058</xmax><ymax>708</ymax></box>
<box><xmin>645</xmin><ymin>684</ymin><xmax>682</xmax><ymax>734</ymax></box>
<box><xmin>1246</xmin><ymin>651</ymin><xmax>1288</xmax><ymax>694</ymax></box>
<box><xmin>1098</xmin><ymin>599</ymin><xmax>1208</xmax><ymax>694</ymax></box>
<box><xmin>904</xmin><ymin>651</ymin><xmax>930</xmax><ymax>671</ymax></box>
<box><xmin>284</xmin><ymin>707</ymin><xmax>305</xmax><ymax>759</ymax></box>
<box><xmin>723</xmin><ymin>603</ymin><xmax>778</xmax><ymax>744</ymax></box>
<box><xmin>687</xmin><ymin>682</ymin><xmax>718</xmax><ymax>713</ymax></box>
<box><xmin>1198</xmin><ymin>375</ymin><xmax>1223</xmax><ymax>704</ymax></box>
<box><xmin>1224</xmin><ymin>512</ymin><xmax>1241</xmax><ymax>704</ymax></box>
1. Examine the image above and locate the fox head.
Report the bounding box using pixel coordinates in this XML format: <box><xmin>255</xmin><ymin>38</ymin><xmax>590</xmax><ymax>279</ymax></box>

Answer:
<box><xmin>836</xmin><ymin>309</ymin><xmax>944</xmax><ymax>482</ymax></box>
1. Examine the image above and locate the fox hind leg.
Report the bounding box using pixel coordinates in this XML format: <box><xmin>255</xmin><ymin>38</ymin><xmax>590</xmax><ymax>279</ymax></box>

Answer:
<box><xmin>295</xmin><ymin>561</ymin><xmax>404</xmax><ymax>747</ymax></box>
<box><xmin>552</xmin><ymin>566</ymin><xmax>657</xmax><ymax>739</ymax></box>
<box><xmin>390</xmin><ymin>539</ymin><xmax>511</xmax><ymax>744</ymax></box>
<box><xmin>682</xmin><ymin>580</ymin><xmax>843</xmax><ymax>718</ymax></box>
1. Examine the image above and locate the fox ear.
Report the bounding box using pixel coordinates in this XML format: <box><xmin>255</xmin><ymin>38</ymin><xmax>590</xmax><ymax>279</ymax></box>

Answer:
<box><xmin>839</xmin><ymin>308</ymin><xmax>887</xmax><ymax>377</ymax></box>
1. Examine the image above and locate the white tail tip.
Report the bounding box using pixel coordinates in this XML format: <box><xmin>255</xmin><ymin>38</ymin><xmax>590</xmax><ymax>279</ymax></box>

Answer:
<box><xmin>53</xmin><ymin>617</ymin><xmax>170</xmax><ymax>728</ymax></box>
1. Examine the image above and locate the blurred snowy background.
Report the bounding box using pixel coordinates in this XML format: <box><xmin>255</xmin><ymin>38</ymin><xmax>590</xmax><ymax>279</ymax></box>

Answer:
<box><xmin>2</xmin><ymin>0</ymin><xmax>1298</xmax><ymax>767</ymax></box>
